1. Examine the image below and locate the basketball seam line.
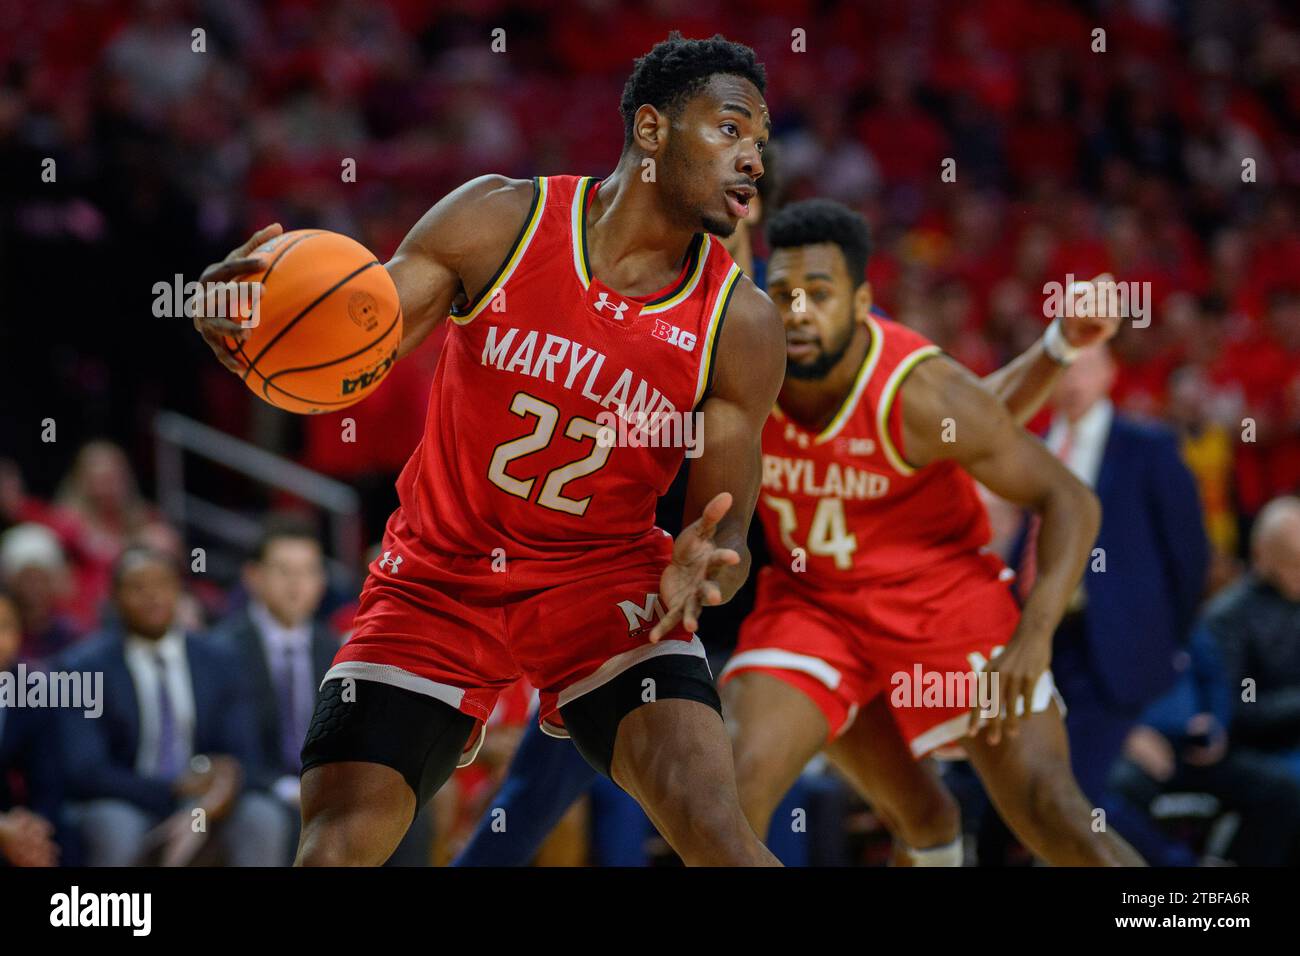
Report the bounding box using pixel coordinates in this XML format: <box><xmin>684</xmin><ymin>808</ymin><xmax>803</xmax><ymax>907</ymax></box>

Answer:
<box><xmin>243</xmin><ymin>258</ymin><xmax>383</xmax><ymax>379</ymax></box>
<box><xmin>260</xmin><ymin>303</ymin><xmax>403</xmax><ymax>407</ymax></box>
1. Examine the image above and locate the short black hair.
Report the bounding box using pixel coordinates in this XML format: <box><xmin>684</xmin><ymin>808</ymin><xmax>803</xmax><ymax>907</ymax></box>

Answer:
<box><xmin>620</xmin><ymin>33</ymin><xmax>766</xmax><ymax>148</ymax></box>
<box><xmin>254</xmin><ymin>513</ymin><xmax>322</xmax><ymax>562</ymax></box>
<box><xmin>766</xmin><ymin>199</ymin><xmax>873</xmax><ymax>287</ymax></box>
<box><xmin>111</xmin><ymin>544</ymin><xmax>179</xmax><ymax>591</ymax></box>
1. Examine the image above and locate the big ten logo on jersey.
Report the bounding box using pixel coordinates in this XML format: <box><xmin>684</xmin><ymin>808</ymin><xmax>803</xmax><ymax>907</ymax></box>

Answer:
<box><xmin>651</xmin><ymin>319</ymin><xmax>697</xmax><ymax>352</ymax></box>
<box><xmin>617</xmin><ymin>592</ymin><xmax>666</xmax><ymax>636</ymax></box>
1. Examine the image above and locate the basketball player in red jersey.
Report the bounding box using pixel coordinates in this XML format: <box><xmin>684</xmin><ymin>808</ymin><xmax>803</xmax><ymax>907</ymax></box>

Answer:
<box><xmin>720</xmin><ymin>199</ymin><xmax>1145</xmax><ymax>865</ymax></box>
<box><xmin>193</xmin><ymin>35</ymin><xmax>786</xmax><ymax>866</ymax></box>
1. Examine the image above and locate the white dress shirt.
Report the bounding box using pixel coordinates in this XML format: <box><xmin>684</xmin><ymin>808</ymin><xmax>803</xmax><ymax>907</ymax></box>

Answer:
<box><xmin>249</xmin><ymin>601</ymin><xmax>314</xmax><ymax>803</ymax></box>
<box><xmin>1045</xmin><ymin>398</ymin><xmax>1114</xmax><ymax>490</ymax></box>
<box><xmin>249</xmin><ymin>601</ymin><xmax>315</xmax><ymax>725</ymax></box>
<box><xmin>124</xmin><ymin>630</ymin><xmax>195</xmax><ymax>776</ymax></box>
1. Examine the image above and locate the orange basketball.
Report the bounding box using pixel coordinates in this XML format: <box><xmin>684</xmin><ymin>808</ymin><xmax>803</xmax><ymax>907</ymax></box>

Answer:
<box><xmin>223</xmin><ymin>229</ymin><xmax>403</xmax><ymax>414</ymax></box>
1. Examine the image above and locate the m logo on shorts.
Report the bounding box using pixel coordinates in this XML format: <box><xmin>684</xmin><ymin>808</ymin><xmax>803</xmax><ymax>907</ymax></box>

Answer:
<box><xmin>617</xmin><ymin>593</ymin><xmax>665</xmax><ymax>633</ymax></box>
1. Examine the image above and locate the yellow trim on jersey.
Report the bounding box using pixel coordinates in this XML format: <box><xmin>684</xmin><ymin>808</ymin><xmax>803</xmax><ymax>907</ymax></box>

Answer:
<box><xmin>571</xmin><ymin>176</ymin><xmax>707</xmax><ymax>315</ymax></box>
<box><xmin>570</xmin><ymin>176</ymin><xmax>595</xmax><ymax>288</ymax></box>
<box><xmin>642</xmin><ymin>239</ymin><xmax>711</xmax><ymax>315</ymax></box>
<box><xmin>692</xmin><ymin>263</ymin><xmax>742</xmax><ymax>407</ymax></box>
<box><xmin>450</xmin><ymin>177</ymin><xmax>549</xmax><ymax>325</ymax></box>
<box><xmin>811</xmin><ymin>315</ymin><xmax>885</xmax><ymax>445</ymax></box>
<box><xmin>876</xmin><ymin>344</ymin><xmax>944</xmax><ymax>476</ymax></box>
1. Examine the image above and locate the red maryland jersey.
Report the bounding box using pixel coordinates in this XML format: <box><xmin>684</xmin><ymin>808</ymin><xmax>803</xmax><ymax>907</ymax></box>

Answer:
<box><xmin>758</xmin><ymin>314</ymin><xmax>995</xmax><ymax>590</ymax></box>
<box><xmin>396</xmin><ymin>174</ymin><xmax>743</xmax><ymax>561</ymax></box>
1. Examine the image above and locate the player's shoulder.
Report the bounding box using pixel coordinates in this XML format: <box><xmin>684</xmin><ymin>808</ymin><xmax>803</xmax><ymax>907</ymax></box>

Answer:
<box><xmin>397</xmin><ymin>174</ymin><xmax>539</xmax><ymax>285</ymax></box>
<box><xmin>870</xmin><ymin>310</ymin><xmax>939</xmax><ymax>357</ymax></box>
<box><xmin>718</xmin><ymin>270</ymin><xmax>783</xmax><ymax>354</ymax></box>
<box><xmin>890</xmin><ymin>337</ymin><xmax>986</xmax><ymax>432</ymax></box>
<box><xmin>704</xmin><ymin>270</ymin><xmax>783</xmax><ymax>408</ymax></box>
<box><xmin>445</xmin><ymin>174</ymin><xmax>538</xmax><ymax>225</ymax></box>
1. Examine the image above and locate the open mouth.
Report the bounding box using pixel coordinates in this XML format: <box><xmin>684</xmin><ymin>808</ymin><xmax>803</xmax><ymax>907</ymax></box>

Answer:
<box><xmin>724</xmin><ymin>184</ymin><xmax>755</xmax><ymax>219</ymax></box>
<box><xmin>785</xmin><ymin>333</ymin><xmax>819</xmax><ymax>359</ymax></box>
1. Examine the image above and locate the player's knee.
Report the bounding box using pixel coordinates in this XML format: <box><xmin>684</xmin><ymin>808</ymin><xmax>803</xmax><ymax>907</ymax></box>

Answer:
<box><xmin>294</xmin><ymin>813</ymin><xmax>384</xmax><ymax>867</ymax></box>
<box><xmin>894</xmin><ymin>783</ymin><xmax>961</xmax><ymax>848</ymax></box>
<box><xmin>1023</xmin><ymin>765</ymin><xmax>1089</xmax><ymax>834</ymax></box>
<box><xmin>676</xmin><ymin>791</ymin><xmax>755</xmax><ymax>858</ymax></box>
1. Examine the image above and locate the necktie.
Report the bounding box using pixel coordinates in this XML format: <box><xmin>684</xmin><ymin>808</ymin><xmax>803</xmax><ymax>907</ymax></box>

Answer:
<box><xmin>154</xmin><ymin>650</ymin><xmax>180</xmax><ymax>780</ymax></box>
<box><xmin>1017</xmin><ymin>424</ymin><xmax>1076</xmax><ymax>598</ymax></box>
<box><xmin>279</xmin><ymin>639</ymin><xmax>306</xmax><ymax>771</ymax></box>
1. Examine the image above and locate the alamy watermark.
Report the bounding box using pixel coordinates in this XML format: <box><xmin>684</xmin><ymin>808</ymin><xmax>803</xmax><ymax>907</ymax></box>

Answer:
<box><xmin>890</xmin><ymin>663</ymin><xmax>1000</xmax><ymax>719</ymax></box>
<box><xmin>1042</xmin><ymin>274</ymin><xmax>1151</xmax><ymax>328</ymax></box>
<box><xmin>153</xmin><ymin>274</ymin><xmax>262</xmax><ymax>328</ymax></box>
<box><xmin>595</xmin><ymin>409</ymin><xmax>704</xmax><ymax>458</ymax></box>
<box><xmin>0</xmin><ymin>665</ymin><xmax>103</xmax><ymax>718</ymax></box>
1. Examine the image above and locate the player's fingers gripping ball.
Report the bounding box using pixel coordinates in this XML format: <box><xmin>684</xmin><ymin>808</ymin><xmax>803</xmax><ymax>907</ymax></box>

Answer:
<box><xmin>223</xmin><ymin>229</ymin><xmax>403</xmax><ymax>414</ymax></box>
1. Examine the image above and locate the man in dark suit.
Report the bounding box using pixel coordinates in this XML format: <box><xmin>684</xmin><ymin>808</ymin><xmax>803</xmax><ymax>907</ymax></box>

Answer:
<box><xmin>61</xmin><ymin>545</ymin><xmax>289</xmax><ymax>866</ymax></box>
<box><xmin>210</xmin><ymin>517</ymin><xmax>338</xmax><ymax>857</ymax></box>
<box><xmin>212</xmin><ymin>515</ymin><xmax>433</xmax><ymax>864</ymax></box>
<box><xmin>1023</xmin><ymin>344</ymin><xmax>1209</xmax><ymax>803</ymax></box>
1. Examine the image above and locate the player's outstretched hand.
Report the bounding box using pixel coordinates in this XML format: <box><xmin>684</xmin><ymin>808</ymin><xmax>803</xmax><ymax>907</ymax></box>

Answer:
<box><xmin>650</xmin><ymin>492</ymin><xmax>741</xmax><ymax>642</ymax></box>
<box><xmin>191</xmin><ymin>223</ymin><xmax>283</xmax><ymax>373</ymax></box>
<box><xmin>967</xmin><ymin>635</ymin><xmax>1051</xmax><ymax>746</ymax></box>
<box><xmin>1060</xmin><ymin>272</ymin><xmax>1122</xmax><ymax>349</ymax></box>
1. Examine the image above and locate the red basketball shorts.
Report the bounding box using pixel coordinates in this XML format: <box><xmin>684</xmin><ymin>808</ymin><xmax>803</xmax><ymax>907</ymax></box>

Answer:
<box><xmin>326</xmin><ymin>507</ymin><xmax>704</xmax><ymax>764</ymax></box>
<box><xmin>720</xmin><ymin>551</ymin><xmax>1064</xmax><ymax>758</ymax></box>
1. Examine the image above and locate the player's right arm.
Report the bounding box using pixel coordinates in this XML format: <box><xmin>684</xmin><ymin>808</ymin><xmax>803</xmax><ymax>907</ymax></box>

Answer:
<box><xmin>900</xmin><ymin>356</ymin><xmax>1101</xmax><ymax>744</ymax></box>
<box><xmin>191</xmin><ymin>176</ymin><xmax>535</xmax><ymax>370</ymax></box>
<box><xmin>386</xmin><ymin>176</ymin><xmax>536</xmax><ymax>359</ymax></box>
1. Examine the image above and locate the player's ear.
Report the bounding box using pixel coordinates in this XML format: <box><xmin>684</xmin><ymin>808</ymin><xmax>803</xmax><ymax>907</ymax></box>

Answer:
<box><xmin>853</xmin><ymin>281</ymin><xmax>874</xmax><ymax>323</ymax></box>
<box><xmin>633</xmin><ymin>104</ymin><xmax>668</xmax><ymax>154</ymax></box>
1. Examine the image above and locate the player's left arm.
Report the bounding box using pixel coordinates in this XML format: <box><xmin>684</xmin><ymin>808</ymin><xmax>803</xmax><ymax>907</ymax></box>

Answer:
<box><xmin>649</xmin><ymin>278</ymin><xmax>785</xmax><ymax>642</ymax></box>
<box><xmin>980</xmin><ymin>274</ymin><xmax>1121</xmax><ymax>425</ymax></box>
<box><xmin>900</xmin><ymin>356</ymin><xmax>1101</xmax><ymax>743</ymax></box>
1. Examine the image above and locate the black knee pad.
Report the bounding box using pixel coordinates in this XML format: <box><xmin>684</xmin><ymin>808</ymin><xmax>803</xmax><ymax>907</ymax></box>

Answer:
<box><xmin>559</xmin><ymin>652</ymin><xmax>721</xmax><ymax>779</ymax></box>
<box><xmin>301</xmin><ymin>677</ymin><xmax>478</xmax><ymax>811</ymax></box>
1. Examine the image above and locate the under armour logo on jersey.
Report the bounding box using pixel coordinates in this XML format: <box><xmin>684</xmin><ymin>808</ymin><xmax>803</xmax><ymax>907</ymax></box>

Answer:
<box><xmin>593</xmin><ymin>292</ymin><xmax>629</xmax><ymax>319</ymax></box>
<box><xmin>378</xmin><ymin>551</ymin><xmax>404</xmax><ymax>574</ymax></box>
<box><xmin>586</xmin><ymin>279</ymin><xmax>643</xmax><ymax>322</ymax></box>
<box><xmin>783</xmin><ymin>422</ymin><xmax>810</xmax><ymax>448</ymax></box>
<box><xmin>849</xmin><ymin>437</ymin><xmax>876</xmax><ymax>456</ymax></box>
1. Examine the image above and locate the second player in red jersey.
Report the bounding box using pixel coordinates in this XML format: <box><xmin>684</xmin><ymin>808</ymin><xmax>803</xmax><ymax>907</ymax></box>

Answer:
<box><xmin>729</xmin><ymin>311</ymin><xmax>1030</xmax><ymax>750</ymax></box>
<box><xmin>720</xmin><ymin>199</ymin><xmax>1144</xmax><ymax>866</ymax></box>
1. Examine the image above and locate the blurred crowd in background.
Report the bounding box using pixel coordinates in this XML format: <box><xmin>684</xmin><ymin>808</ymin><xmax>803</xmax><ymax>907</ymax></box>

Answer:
<box><xmin>3</xmin><ymin>0</ymin><xmax>1300</xmax><ymax>866</ymax></box>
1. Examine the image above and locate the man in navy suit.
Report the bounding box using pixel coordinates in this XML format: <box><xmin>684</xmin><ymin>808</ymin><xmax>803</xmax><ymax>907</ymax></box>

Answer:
<box><xmin>1023</xmin><ymin>344</ymin><xmax>1209</xmax><ymax>804</ymax></box>
<box><xmin>211</xmin><ymin>515</ymin><xmax>433</xmax><ymax>865</ymax></box>
<box><xmin>61</xmin><ymin>545</ymin><xmax>289</xmax><ymax>866</ymax></box>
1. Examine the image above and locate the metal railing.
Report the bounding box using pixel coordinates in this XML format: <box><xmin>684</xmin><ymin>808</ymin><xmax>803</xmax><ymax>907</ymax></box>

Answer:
<box><xmin>153</xmin><ymin>411</ymin><xmax>363</xmax><ymax>577</ymax></box>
